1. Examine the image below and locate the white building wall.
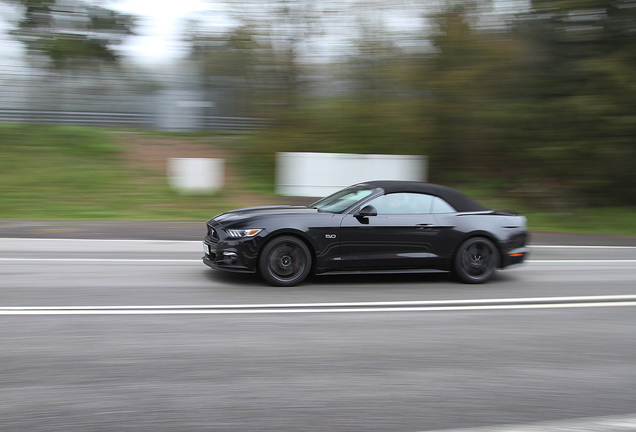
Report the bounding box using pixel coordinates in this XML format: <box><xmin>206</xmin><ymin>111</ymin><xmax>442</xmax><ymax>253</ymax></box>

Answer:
<box><xmin>276</xmin><ymin>152</ymin><xmax>427</xmax><ymax>197</ymax></box>
<box><xmin>168</xmin><ymin>158</ymin><xmax>224</xmax><ymax>194</ymax></box>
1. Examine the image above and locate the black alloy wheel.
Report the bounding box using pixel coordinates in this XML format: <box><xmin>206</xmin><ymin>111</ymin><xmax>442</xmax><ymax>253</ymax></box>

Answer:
<box><xmin>259</xmin><ymin>235</ymin><xmax>312</xmax><ymax>287</ymax></box>
<box><xmin>454</xmin><ymin>237</ymin><xmax>498</xmax><ymax>284</ymax></box>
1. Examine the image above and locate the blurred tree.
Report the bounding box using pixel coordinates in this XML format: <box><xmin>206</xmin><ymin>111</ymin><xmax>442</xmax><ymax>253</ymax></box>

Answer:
<box><xmin>192</xmin><ymin>0</ymin><xmax>636</xmax><ymax>206</ymax></box>
<box><xmin>189</xmin><ymin>25</ymin><xmax>265</xmax><ymax>116</ymax></box>
<box><xmin>190</xmin><ymin>0</ymin><xmax>327</xmax><ymax>117</ymax></box>
<box><xmin>421</xmin><ymin>1</ymin><xmax>525</xmax><ymax>179</ymax></box>
<box><xmin>7</xmin><ymin>0</ymin><xmax>136</xmax><ymax>68</ymax></box>
<box><xmin>513</xmin><ymin>0</ymin><xmax>636</xmax><ymax>204</ymax></box>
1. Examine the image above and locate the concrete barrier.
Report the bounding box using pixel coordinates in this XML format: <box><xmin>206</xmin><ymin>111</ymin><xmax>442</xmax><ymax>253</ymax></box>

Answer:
<box><xmin>168</xmin><ymin>158</ymin><xmax>224</xmax><ymax>194</ymax></box>
<box><xmin>276</xmin><ymin>152</ymin><xmax>427</xmax><ymax>197</ymax></box>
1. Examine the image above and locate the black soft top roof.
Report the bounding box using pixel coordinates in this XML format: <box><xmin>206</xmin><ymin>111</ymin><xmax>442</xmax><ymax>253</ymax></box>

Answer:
<box><xmin>358</xmin><ymin>180</ymin><xmax>488</xmax><ymax>213</ymax></box>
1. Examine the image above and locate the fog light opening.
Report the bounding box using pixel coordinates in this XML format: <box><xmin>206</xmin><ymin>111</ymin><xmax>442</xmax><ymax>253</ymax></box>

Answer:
<box><xmin>223</xmin><ymin>252</ymin><xmax>239</xmax><ymax>265</ymax></box>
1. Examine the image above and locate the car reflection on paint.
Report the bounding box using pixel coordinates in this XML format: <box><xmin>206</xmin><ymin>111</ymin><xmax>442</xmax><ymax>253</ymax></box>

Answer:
<box><xmin>203</xmin><ymin>180</ymin><xmax>529</xmax><ymax>286</ymax></box>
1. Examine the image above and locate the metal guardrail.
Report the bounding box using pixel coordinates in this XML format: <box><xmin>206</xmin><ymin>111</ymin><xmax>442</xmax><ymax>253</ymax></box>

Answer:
<box><xmin>0</xmin><ymin>109</ymin><xmax>151</xmax><ymax>126</ymax></box>
<box><xmin>0</xmin><ymin>109</ymin><xmax>268</xmax><ymax>131</ymax></box>
<box><xmin>0</xmin><ymin>65</ymin><xmax>270</xmax><ymax>132</ymax></box>
<box><xmin>202</xmin><ymin>116</ymin><xmax>270</xmax><ymax>131</ymax></box>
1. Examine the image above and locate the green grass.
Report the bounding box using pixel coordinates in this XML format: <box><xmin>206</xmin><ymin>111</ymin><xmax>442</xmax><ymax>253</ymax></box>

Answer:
<box><xmin>456</xmin><ymin>181</ymin><xmax>636</xmax><ymax>236</ymax></box>
<box><xmin>524</xmin><ymin>208</ymin><xmax>636</xmax><ymax>236</ymax></box>
<box><xmin>1</xmin><ymin>124</ymin><xmax>635</xmax><ymax>235</ymax></box>
<box><xmin>0</xmin><ymin>125</ymin><xmax>272</xmax><ymax>221</ymax></box>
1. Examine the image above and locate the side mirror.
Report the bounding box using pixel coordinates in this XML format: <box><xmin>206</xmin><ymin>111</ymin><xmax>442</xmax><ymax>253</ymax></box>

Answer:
<box><xmin>356</xmin><ymin>205</ymin><xmax>377</xmax><ymax>218</ymax></box>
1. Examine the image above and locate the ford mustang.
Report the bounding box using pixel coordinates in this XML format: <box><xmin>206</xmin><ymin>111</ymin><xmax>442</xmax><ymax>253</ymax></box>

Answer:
<box><xmin>203</xmin><ymin>180</ymin><xmax>528</xmax><ymax>286</ymax></box>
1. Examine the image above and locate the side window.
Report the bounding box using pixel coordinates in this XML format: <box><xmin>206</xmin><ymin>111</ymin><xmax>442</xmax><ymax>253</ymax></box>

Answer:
<box><xmin>366</xmin><ymin>193</ymin><xmax>434</xmax><ymax>214</ymax></box>
<box><xmin>431</xmin><ymin>197</ymin><xmax>456</xmax><ymax>214</ymax></box>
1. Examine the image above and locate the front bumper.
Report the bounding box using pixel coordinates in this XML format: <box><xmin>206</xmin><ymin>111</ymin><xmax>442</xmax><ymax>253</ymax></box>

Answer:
<box><xmin>203</xmin><ymin>253</ymin><xmax>255</xmax><ymax>274</ymax></box>
<box><xmin>202</xmin><ymin>239</ymin><xmax>257</xmax><ymax>274</ymax></box>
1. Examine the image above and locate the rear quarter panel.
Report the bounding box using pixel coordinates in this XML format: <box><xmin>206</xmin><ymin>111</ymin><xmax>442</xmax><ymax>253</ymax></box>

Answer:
<box><xmin>433</xmin><ymin>213</ymin><xmax>528</xmax><ymax>263</ymax></box>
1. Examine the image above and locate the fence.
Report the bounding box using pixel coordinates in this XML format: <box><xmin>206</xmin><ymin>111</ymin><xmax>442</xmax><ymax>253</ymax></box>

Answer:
<box><xmin>0</xmin><ymin>65</ymin><xmax>267</xmax><ymax>132</ymax></box>
<box><xmin>0</xmin><ymin>109</ymin><xmax>268</xmax><ymax>132</ymax></box>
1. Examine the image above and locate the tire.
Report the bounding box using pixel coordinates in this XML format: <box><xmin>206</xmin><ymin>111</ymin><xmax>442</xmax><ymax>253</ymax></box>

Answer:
<box><xmin>454</xmin><ymin>237</ymin><xmax>499</xmax><ymax>284</ymax></box>
<box><xmin>259</xmin><ymin>235</ymin><xmax>312</xmax><ymax>287</ymax></box>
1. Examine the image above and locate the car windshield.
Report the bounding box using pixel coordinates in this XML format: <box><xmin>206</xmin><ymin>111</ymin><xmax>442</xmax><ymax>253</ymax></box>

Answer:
<box><xmin>309</xmin><ymin>186</ymin><xmax>375</xmax><ymax>213</ymax></box>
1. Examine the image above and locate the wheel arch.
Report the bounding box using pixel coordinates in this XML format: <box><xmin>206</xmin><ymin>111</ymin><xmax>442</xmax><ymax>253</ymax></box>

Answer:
<box><xmin>452</xmin><ymin>231</ymin><xmax>504</xmax><ymax>269</ymax></box>
<box><xmin>257</xmin><ymin>229</ymin><xmax>318</xmax><ymax>274</ymax></box>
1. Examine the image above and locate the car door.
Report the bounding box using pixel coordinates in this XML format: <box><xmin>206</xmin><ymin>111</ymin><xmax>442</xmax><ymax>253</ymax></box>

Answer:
<box><xmin>338</xmin><ymin>192</ymin><xmax>443</xmax><ymax>270</ymax></box>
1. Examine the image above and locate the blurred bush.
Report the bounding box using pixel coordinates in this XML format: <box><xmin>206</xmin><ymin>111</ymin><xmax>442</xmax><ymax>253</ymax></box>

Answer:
<box><xmin>2</xmin><ymin>0</ymin><xmax>635</xmax><ymax>208</ymax></box>
<box><xmin>207</xmin><ymin>0</ymin><xmax>636</xmax><ymax>207</ymax></box>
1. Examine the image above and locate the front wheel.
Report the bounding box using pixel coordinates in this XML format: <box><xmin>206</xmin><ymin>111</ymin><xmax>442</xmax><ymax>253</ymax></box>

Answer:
<box><xmin>454</xmin><ymin>237</ymin><xmax>499</xmax><ymax>284</ymax></box>
<box><xmin>259</xmin><ymin>235</ymin><xmax>312</xmax><ymax>287</ymax></box>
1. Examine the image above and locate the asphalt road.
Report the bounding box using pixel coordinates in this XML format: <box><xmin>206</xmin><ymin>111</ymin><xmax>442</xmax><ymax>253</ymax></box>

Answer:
<box><xmin>1</xmin><ymin>228</ymin><xmax>636</xmax><ymax>432</ymax></box>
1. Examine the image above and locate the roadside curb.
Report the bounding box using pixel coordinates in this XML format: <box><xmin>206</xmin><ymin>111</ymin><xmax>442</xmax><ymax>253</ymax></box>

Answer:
<box><xmin>1</xmin><ymin>220</ymin><xmax>635</xmax><ymax>246</ymax></box>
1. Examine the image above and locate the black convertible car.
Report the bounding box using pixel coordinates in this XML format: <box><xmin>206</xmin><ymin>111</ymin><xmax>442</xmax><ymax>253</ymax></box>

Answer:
<box><xmin>203</xmin><ymin>181</ymin><xmax>528</xmax><ymax>286</ymax></box>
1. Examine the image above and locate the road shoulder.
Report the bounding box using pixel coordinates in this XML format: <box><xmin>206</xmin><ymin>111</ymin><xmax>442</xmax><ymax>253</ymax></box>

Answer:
<box><xmin>1</xmin><ymin>219</ymin><xmax>636</xmax><ymax>246</ymax></box>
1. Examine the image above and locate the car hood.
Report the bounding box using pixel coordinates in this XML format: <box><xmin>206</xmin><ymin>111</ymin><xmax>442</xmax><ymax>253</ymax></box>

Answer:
<box><xmin>211</xmin><ymin>205</ymin><xmax>320</xmax><ymax>224</ymax></box>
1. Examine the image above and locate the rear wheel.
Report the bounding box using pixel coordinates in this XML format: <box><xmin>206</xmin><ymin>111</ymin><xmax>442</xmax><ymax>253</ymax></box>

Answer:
<box><xmin>259</xmin><ymin>235</ymin><xmax>312</xmax><ymax>287</ymax></box>
<box><xmin>454</xmin><ymin>237</ymin><xmax>498</xmax><ymax>284</ymax></box>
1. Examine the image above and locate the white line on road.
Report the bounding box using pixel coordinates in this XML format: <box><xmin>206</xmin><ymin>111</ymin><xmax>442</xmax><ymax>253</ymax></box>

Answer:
<box><xmin>531</xmin><ymin>245</ymin><xmax>636</xmax><ymax>249</ymax></box>
<box><xmin>1</xmin><ymin>258</ymin><xmax>635</xmax><ymax>264</ymax></box>
<box><xmin>528</xmin><ymin>259</ymin><xmax>636</xmax><ymax>263</ymax></box>
<box><xmin>0</xmin><ymin>258</ymin><xmax>199</xmax><ymax>263</ymax></box>
<box><xmin>423</xmin><ymin>412</ymin><xmax>636</xmax><ymax>432</ymax></box>
<box><xmin>1</xmin><ymin>302</ymin><xmax>636</xmax><ymax>315</ymax></box>
<box><xmin>1</xmin><ymin>238</ymin><xmax>201</xmax><ymax>244</ymax></box>
<box><xmin>3</xmin><ymin>238</ymin><xmax>636</xmax><ymax>248</ymax></box>
<box><xmin>2</xmin><ymin>295</ymin><xmax>636</xmax><ymax>315</ymax></box>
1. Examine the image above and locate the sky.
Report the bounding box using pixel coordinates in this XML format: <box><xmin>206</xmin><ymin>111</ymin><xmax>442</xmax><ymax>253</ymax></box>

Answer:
<box><xmin>0</xmin><ymin>2</ymin><xmax>24</xmax><ymax>67</ymax></box>
<box><xmin>107</xmin><ymin>0</ymin><xmax>235</xmax><ymax>66</ymax></box>
<box><xmin>0</xmin><ymin>0</ymin><xmax>429</xmax><ymax>69</ymax></box>
<box><xmin>107</xmin><ymin>0</ymin><xmax>426</xmax><ymax>66</ymax></box>
<box><xmin>0</xmin><ymin>0</ymin><xmax>523</xmax><ymax>69</ymax></box>
<box><xmin>0</xmin><ymin>0</ymin><xmax>235</xmax><ymax>68</ymax></box>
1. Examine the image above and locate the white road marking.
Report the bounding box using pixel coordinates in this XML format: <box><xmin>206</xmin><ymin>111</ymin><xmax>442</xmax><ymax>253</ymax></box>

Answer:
<box><xmin>423</xmin><ymin>413</ymin><xmax>636</xmax><ymax>431</ymax></box>
<box><xmin>0</xmin><ymin>258</ymin><xmax>199</xmax><ymax>263</ymax></box>
<box><xmin>1</xmin><ymin>302</ymin><xmax>636</xmax><ymax>315</ymax></box>
<box><xmin>1</xmin><ymin>259</ymin><xmax>635</xmax><ymax>269</ymax></box>
<box><xmin>1</xmin><ymin>238</ymin><xmax>201</xmax><ymax>244</ymax></box>
<box><xmin>532</xmin><ymin>245</ymin><xmax>636</xmax><ymax>249</ymax></box>
<box><xmin>528</xmin><ymin>259</ymin><xmax>636</xmax><ymax>263</ymax></box>
<box><xmin>3</xmin><ymin>238</ymin><xmax>636</xmax><ymax>248</ymax></box>
<box><xmin>2</xmin><ymin>295</ymin><xmax>636</xmax><ymax>315</ymax></box>
<box><xmin>0</xmin><ymin>258</ymin><xmax>635</xmax><ymax>264</ymax></box>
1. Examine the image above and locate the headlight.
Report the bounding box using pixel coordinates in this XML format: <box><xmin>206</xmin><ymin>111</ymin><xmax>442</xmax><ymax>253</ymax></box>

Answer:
<box><xmin>225</xmin><ymin>229</ymin><xmax>263</xmax><ymax>239</ymax></box>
